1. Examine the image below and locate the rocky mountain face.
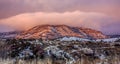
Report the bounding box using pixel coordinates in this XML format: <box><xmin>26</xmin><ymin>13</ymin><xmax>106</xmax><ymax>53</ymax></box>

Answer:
<box><xmin>16</xmin><ymin>25</ymin><xmax>107</xmax><ymax>40</ymax></box>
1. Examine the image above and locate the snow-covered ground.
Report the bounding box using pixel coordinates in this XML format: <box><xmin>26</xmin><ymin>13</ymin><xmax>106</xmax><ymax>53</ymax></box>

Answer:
<box><xmin>59</xmin><ymin>37</ymin><xmax>120</xmax><ymax>43</ymax></box>
<box><xmin>96</xmin><ymin>38</ymin><xmax>120</xmax><ymax>42</ymax></box>
<box><xmin>60</xmin><ymin>37</ymin><xmax>91</xmax><ymax>41</ymax></box>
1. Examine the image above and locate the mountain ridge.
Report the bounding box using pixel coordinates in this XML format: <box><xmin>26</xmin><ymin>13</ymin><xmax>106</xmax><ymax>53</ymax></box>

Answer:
<box><xmin>16</xmin><ymin>25</ymin><xmax>107</xmax><ymax>40</ymax></box>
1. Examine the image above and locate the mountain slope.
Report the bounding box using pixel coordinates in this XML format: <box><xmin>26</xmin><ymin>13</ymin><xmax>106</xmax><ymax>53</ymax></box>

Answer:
<box><xmin>0</xmin><ymin>31</ymin><xmax>22</xmax><ymax>39</ymax></box>
<box><xmin>16</xmin><ymin>25</ymin><xmax>107</xmax><ymax>40</ymax></box>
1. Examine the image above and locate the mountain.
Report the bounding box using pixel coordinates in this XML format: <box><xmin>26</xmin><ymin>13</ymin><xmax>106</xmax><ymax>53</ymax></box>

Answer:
<box><xmin>108</xmin><ymin>35</ymin><xmax>120</xmax><ymax>38</ymax></box>
<box><xmin>0</xmin><ymin>31</ymin><xmax>22</xmax><ymax>39</ymax></box>
<box><xmin>16</xmin><ymin>25</ymin><xmax>107</xmax><ymax>40</ymax></box>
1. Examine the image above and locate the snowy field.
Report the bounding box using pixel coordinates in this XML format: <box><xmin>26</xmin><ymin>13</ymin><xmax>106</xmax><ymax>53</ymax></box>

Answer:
<box><xmin>0</xmin><ymin>38</ymin><xmax>120</xmax><ymax>64</ymax></box>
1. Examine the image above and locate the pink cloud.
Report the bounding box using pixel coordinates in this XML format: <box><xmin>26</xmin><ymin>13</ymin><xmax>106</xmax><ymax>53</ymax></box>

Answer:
<box><xmin>0</xmin><ymin>11</ymin><xmax>119</xmax><ymax>34</ymax></box>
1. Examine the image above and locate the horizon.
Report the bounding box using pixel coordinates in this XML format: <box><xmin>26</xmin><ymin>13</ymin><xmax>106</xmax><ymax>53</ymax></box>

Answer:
<box><xmin>0</xmin><ymin>0</ymin><xmax>120</xmax><ymax>35</ymax></box>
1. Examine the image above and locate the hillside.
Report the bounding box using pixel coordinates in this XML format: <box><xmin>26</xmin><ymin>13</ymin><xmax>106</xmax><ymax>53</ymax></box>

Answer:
<box><xmin>16</xmin><ymin>25</ymin><xmax>107</xmax><ymax>40</ymax></box>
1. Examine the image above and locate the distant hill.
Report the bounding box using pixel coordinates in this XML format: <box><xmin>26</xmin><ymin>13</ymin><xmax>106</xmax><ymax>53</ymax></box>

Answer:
<box><xmin>108</xmin><ymin>35</ymin><xmax>120</xmax><ymax>38</ymax></box>
<box><xmin>16</xmin><ymin>25</ymin><xmax>107</xmax><ymax>40</ymax></box>
<box><xmin>0</xmin><ymin>31</ymin><xmax>22</xmax><ymax>39</ymax></box>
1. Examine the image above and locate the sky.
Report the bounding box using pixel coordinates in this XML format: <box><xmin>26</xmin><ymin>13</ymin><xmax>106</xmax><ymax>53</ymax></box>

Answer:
<box><xmin>0</xmin><ymin>0</ymin><xmax>120</xmax><ymax>34</ymax></box>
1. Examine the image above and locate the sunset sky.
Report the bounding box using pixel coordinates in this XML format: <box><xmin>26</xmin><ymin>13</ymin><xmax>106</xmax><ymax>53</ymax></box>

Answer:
<box><xmin>0</xmin><ymin>0</ymin><xmax>120</xmax><ymax>34</ymax></box>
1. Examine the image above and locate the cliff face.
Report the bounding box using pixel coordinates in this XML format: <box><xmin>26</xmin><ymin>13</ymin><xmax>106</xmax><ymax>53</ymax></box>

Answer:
<box><xmin>16</xmin><ymin>25</ymin><xmax>107</xmax><ymax>40</ymax></box>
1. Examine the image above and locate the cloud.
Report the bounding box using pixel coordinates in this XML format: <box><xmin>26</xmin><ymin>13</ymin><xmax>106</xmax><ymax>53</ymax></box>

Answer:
<box><xmin>0</xmin><ymin>0</ymin><xmax>120</xmax><ymax>20</ymax></box>
<box><xmin>0</xmin><ymin>11</ymin><xmax>119</xmax><ymax>34</ymax></box>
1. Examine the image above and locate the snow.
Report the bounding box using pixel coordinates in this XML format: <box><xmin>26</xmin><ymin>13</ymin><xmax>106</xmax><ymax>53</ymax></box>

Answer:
<box><xmin>73</xmin><ymin>45</ymin><xmax>79</xmax><ymax>49</ymax></box>
<box><xmin>59</xmin><ymin>37</ymin><xmax>120</xmax><ymax>42</ymax></box>
<box><xmin>44</xmin><ymin>46</ymin><xmax>75</xmax><ymax>64</ymax></box>
<box><xmin>18</xmin><ymin>46</ymin><xmax>33</xmax><ymax>58</ymax></box>
<box><xmin>60</xmin><ymin>37</ymin><xmax>91</xmax><ymax>41</ymax></box>
<box><xmin>96</xmin><ymin>38</ymin><xmax>120</xmax><ymax>42</ymax></box>
<box><xmin>99</xmin><ymin>54</ymin><xmax>106</xmax><ymax>60</ymax></box>
<box><xmin>80</xmin><ymin>48</ymin><xmax>93</xmax><ymax>54</ymax></box>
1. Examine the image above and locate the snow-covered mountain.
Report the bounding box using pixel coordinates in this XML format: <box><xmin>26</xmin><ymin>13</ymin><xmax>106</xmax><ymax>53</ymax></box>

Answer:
<box><xmin>16</xmin><ymin>25</ymin><xmax>107</xmax><ymax>40</ymax></box>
